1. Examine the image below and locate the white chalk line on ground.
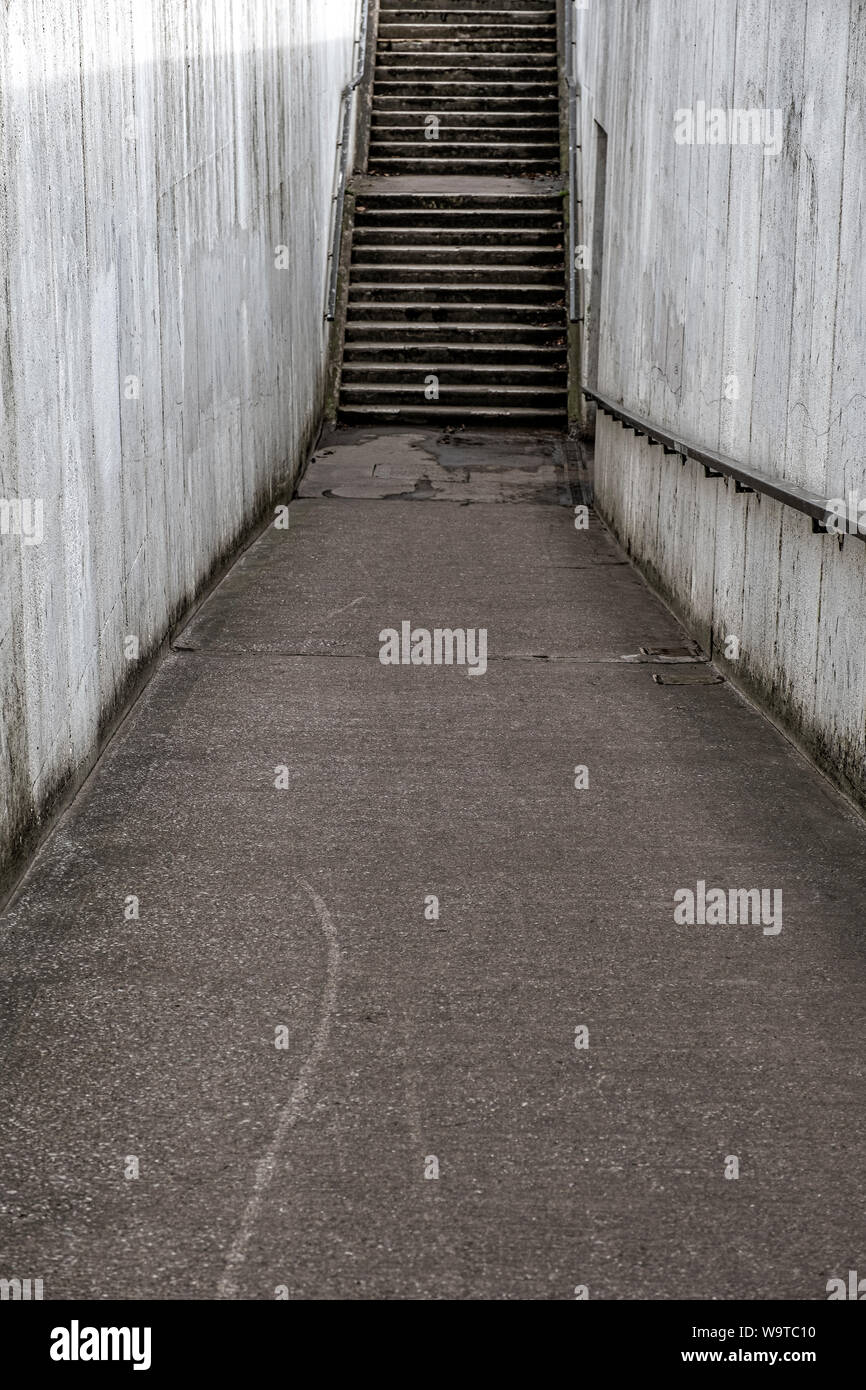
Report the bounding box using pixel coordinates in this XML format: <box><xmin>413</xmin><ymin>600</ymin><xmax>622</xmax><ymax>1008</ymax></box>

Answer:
<box><xmin>217</xmin><ymin>877</ymin><xmax>339</xmax><ymax>1299</ymax></box>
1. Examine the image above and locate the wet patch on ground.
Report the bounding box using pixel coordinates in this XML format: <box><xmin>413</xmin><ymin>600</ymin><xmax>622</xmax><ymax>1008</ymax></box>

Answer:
<box><xmin>299</xmin><ymin>425</ymin><xmax>573</xmax><ymax>505</ymax></box>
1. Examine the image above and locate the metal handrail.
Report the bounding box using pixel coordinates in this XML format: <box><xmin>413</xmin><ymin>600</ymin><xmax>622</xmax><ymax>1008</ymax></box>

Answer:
<box><xmin>325</xmin><ymin>0</ymin><xmax>370</xmax><ymax>322</ymax></box>
<box><xmin>583</xmin><ymin>385</ymin><xmax>863</xmax><ymax>540</ymax></box>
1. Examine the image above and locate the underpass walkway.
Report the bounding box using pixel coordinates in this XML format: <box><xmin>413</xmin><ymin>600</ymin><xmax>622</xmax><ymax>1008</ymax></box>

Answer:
<box><xmin>1</xmin><ymin>426</ymin><xmax>864</xmax><ymax>1299</ymax></box>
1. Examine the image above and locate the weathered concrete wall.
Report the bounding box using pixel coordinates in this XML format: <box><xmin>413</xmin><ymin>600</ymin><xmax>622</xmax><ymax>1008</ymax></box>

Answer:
<box><xmin>575</xmin><ymin>0</ymin><xmax>866</xmax><ymax>804</ymax></box>
<box><xmin>0</xmin><ymin>0</ymin><xmax>360</xmax><ymax>895</ymax></box>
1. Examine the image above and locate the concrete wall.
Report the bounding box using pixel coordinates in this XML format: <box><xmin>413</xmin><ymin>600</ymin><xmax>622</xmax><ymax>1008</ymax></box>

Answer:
<box><xmin>575</xmin><ymin>0</ymin><xmax>866</xmax><ymax>805</ymax></box>
<box><xmin>0</xmin><ymin>0</ymin><xmax>360</xmax><ymax>896</ymax></box>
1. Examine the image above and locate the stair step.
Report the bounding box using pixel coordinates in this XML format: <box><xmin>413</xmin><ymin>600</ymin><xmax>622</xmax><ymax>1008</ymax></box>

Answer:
<box><xmin>350</xmin><ymin>267</ymin><xmax>562</xmax><ymax>286</ymax></box>
<box><xmin>378</xmin><ymin>23</ymin><xmax>557</xmax><ymax>39</ymax></box>
<box><xmin>354</xmin><ymin>193</ymin><xmax>564</xmax><ymax>210</ymax></box>
<box><xmin>341</xmin><ymin>393</ymin><xmax>567</xmax><ymax>417</ymax></box>
<box><xmin>370</xmin><ymin>124</ymin><xmax>559</xmax><ymax>140</ymax></box>
<box><xmin>356</xmin><ymin>189</ymin><xmax>564</xmax><ymax>202</ymax></box>
<box><xmin>345</xmin><ymin>302</ymin><xmax>565</xmax><ymax>324</ymax></box>
<box><xmin>337</xmin><ymin>404</ymin><xmax>567</xmax><ymax>426</ymax></box>
<box><xmin>369</xmin><ymin>137</ymin><xmax>559</xmax><ymax>153</ymax></box>
<box><xmin>343</xmin><ymin>321</ymin><xmax>566</xmax><ymax>342</ymax></box>
<box><xmin>376</xmin><ymin>64</ymin><xmax>556</xmax><ymax>79</ymax></box>
<box><xmin>379</xmin><ymin>1</ymin><xmax>557</xmax><ymax>12</ymax></box>
<box><xmin>342</xmin><ymin>342</ymin><xmax>567</xmax><ymax>364</ymax></box>
<box><xmin>378</xmin><ymin>20</ymin><xmax>555</xmax><ymax>29</ymax></box>
<box><xmin>378</xmin><ymin>42</ymin><xmax>557</xmax><ymax>57</ymax></box>
<box><xmin>356</xmin><ymin>212</ymin><xmax>563</xmax><ymax>232</ymax></box>
<box><xmin>353</xmin><ymin>265</ymin><xmax>561</xmax><ymax>287</ymax></box>
<box><xmin>373</xmin><ymin>95</ymin><xmax>557</xmax><ymax>112</ymax></box>
<box><xmin>349</xmin><ymin>282</ymin><xmax>563</xmax><ymax>304</ymax></box>
<box><xmin>341</xmin><ymin>362</ymin><xmax>567</xmax><ymax>386</ymax></box>
<box><xmin>368</xmin><ymin>160</ymin><xmax>559</xmax><ymax>176</ymax></box>
<box><xmin>352</xmin><ymin>245</ymin><xmax>563</xmax><ymax>265</ymax></box>
<box><xmin>352</xmin><ymin>227</ymin><xmax>562</xmax><ymax>247</ymax></box>
<box><xmin>366</xmin><ymin>152</ymin><xmax>561</xmax><ymax>167</ymax></box>
<box><xmin>374</xmin><ymin>80</ymin><xmax>556</xmax><ymax>97</ymax></box>
<box><xmin>380</xmin><ymin>6</ymin><xmax>557</xmax><ymax>17</ymax></box>
<box><xmin>371</xmin><ymin>110</ymin><xmax>558</xmax><ymax>128</ymax></box>
<box><xmin>377</xmin><ymin>50</ymin><xmax>556</xmax><ymax>67</ymax></box>
<box><xmin>358</xmin><ymin>225</ymin><xmax>564</xmax><ymax>241</ymax></box>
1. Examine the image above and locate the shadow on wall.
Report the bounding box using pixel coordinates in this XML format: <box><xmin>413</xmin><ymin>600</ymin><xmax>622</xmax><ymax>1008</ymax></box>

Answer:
<box><xmin>0</xmin><ymin>0</ymin><xmax>359</xmax><ymax>900</ymax></box>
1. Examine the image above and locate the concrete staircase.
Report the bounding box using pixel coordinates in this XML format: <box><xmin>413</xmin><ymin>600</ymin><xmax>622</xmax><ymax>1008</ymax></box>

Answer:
<box><xmin>370</xmin><ymin>1</ymin><xmax>560</xmax><ymax>178</ymax></box>
<box><xmin>337</xmin><ymin>0</ymin><xmax>567</xmax><ymax>427</ymax></box>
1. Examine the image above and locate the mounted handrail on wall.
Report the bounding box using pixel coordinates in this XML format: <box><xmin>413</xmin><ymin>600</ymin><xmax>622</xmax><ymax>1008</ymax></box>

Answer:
<box><xmin>583</xmin><ymin>385</ymin><xmax>862</xmax><ymax>541</ymax></box>
<box><xmin>325</xmin><ymin>0</ymin><xmax>370</xmax><ymax>322</ymax></box>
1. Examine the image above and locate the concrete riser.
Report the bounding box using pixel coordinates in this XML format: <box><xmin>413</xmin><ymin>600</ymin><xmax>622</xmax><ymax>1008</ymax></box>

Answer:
<box><xmin>355</xmin><ymin>194</ymin><xmax>563</xmax><ymax>211</ymax></box>
<box><xmin>349</xmin><ymin>285</ymin><xmax>563</xmax><ymax>305</ymax></box>
<box><xmin>353</xmin><ymin>227</ymin><xmax>562</xmax><ymax>245</ymax></box>
<box><xmin>373</xmin><ymin>95</ymin><xmax>558</xmax><ymax>110</ymax></box>
<box><xmin>381</xmin><ymin>5</ymin><xmax>557</xmax><ymax>15</ymax></box>
<box><xmin>374</xmin><ymin>80</ymin><xmax>556</xmax><ymax>96</ymax></box>
<box><xmin>380</xmin><ymin>2</ymin><xmax>557</xmax><ymax>11</ymax></box>
<box><xmin>343</xmin><ymin>323</ymin><xmax>566</xmax><ymax>344</ymax></box>
<box><xmin>379</xmin><ymin>25</ymin><xmax>556</xmax><ymax>40</ymax></box>
<box><xmin>370</xmin><ymin>137</ymin><xmax>559</xmax><ymax>151</ymax></box>
<box><xmin>342</xmin><ymin>363</ymin><xmax>567</xmax><ymax>385</ymax></box>
<box><xmin>351</xmin><ymin>265</ymin><xmax>563</xmax><ymax>285</ymax></box>
<box><xmin>371</xmin><ymin>112</ymin><xmax>559</xmax><ymax>128</ymax></box>
<box><xmin>342</xmin><ymin>343</ymin><xmax>567</xmax><ymax>365</ymax></box>
<box><xmin>368</xmin><ymin>160</ymin><xmax>560</xmax><ymax>176</ymax></box>
<box><xmin>371</xmin><ymin>126</ymin><xmax>559</xmax><ymax>140</ymax></box>
<box><xmin>376</xmin><ymin>47</ymin><xmax>557</xmax><ymax>63</ymax></box>
<box><xmin>342</xmin><ymin>391</ymin><xmax>566</xmax><ymax>411</ymax></box>
<box><xmin>338</xmin><ymin>405</ymin><xmax>567</xmax><ymax>425</ymax></box>
<box><xmin>353</xmin><ymin>245</ymin><xmax>564</xmax><ymax>265</ymax></box>
<box><xmin>345</xmin><ymin>300</ymin><xmax>563</xmax><ymax>324</ymax></box>
<box><xmin>356</xmin><ymin>211</ymin><xmax>563</xmax><ymax>228</ymax></box>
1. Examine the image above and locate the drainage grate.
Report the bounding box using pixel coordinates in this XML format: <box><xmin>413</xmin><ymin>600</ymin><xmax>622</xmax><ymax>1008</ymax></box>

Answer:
<box><xmin>622</xmin><ymin>641</ymin><xmax>706</xmax><ymax>664</ymax></box>
<box><xmin>639</xmin><ymin>642</ymin><xmax>704</xmax><ymax>662</ymax></box>
<box><xmin>653</xmin><ymin>668</ymin><xmax>723</xmax><ymax>686</ymax></box>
